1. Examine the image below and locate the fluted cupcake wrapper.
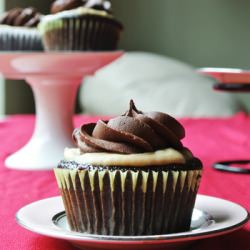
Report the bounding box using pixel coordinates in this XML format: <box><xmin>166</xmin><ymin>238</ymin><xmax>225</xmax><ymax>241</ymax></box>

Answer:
<box><xmin>54</xmin><ymin>168</ymin><xmax>202</xmax><ymax>236</ymax></box>
<box><xmin>41</xmin><ymin>15</ymin><xmax>122</xmax><ymax>51</ymax></box>
<box><xmin>0</xmin><ymin>25</ymin><xmax>43</xmax><ymax>51</ymax></box>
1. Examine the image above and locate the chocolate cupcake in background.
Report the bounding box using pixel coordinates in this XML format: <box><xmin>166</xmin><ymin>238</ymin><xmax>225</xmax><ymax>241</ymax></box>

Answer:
<box><xmin>39</xmin><ymin>0</ymin><xmax>123</xmax><ymax>51</ymax></box>
<box><xmin>54</xmin><ymin>100</ymin><xmax>203</xmax><ymax>236</ymax></box>
<box><xmin>0</xmin><ymin>7</ymin><xmax>43</xmax><ymax>51</ymax></box>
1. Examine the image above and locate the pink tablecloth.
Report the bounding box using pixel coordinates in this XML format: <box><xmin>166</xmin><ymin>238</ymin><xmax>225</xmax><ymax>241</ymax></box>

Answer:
<box><xmin>0</xmin><ymin>113</ymin><xmax>249</xmax><ymax>250</ymax></box>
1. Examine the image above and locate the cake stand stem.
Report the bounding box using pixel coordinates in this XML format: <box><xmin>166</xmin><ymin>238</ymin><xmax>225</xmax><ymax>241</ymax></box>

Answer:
<box><xmin>5</xmin><ymin>76</ymin><xmax>82</xmax><ymax>170</ymax></box>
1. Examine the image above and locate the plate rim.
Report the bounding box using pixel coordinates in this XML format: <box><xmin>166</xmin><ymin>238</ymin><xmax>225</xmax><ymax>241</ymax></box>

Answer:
<box><xmin>16</xmin><ymin>194</ymin><xmax>250</xmax><ymax>244</ymax></box>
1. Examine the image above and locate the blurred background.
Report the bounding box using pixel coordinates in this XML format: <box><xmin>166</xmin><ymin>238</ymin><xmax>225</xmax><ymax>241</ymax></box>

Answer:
<box><xmin>1</xmin><ymin>0</ymin><xmax>250</xmax><ymax>116</ymax></box>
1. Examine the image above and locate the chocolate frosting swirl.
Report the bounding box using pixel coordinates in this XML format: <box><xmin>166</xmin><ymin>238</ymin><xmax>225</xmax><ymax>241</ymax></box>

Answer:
<box><xmin>51</xmin><ymin>0</ymin><xmax>112</xmax><ymax>14</ymax></box>
<box><xmin>0</xmin><ymin>7</ymin><xmax>42</xmax><ymax>27</ymax></box>
<box><xmin>73</xmin><ymin>100</ymin><xmax>185</xmax><ymax>154</ymax></box>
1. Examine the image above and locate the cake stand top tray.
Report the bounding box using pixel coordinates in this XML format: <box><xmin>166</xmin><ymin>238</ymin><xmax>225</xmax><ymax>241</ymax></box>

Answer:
<box><xmin>0</xmin><ymin>51</ymin><xmax>123</xmax><ymax>79</ymax></box>
<box><xmin>199</xmin><ymin>67</ymin><xmax>250</xmax><ymax>92</ymax></box>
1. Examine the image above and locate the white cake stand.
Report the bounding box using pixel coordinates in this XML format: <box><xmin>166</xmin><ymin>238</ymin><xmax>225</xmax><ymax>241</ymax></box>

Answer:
<box><xmin>0</xmin><ymin>52</ymin><xmax>123</xmax><ymax>170</ymax></box>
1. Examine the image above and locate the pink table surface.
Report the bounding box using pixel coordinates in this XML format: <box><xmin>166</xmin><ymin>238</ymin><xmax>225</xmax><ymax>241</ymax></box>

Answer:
<box><xmin>0</xmin><ymin>113</ymin><xmax>249</xmax><ymax>250</ymax></box>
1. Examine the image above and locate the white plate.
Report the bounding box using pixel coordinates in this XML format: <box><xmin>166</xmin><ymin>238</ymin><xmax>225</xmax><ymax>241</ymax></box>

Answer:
<box><xmin>16</xmin><ymin>195</ymin><xmax>249</xmax><ymax>250</ymax></box>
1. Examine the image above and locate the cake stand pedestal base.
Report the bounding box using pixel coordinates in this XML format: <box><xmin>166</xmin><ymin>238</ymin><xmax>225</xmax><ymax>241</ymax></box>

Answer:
<box><xmin>6</xmin><ymin>76</ymin><xmax>80</xmax><ymax>169</ymax></box>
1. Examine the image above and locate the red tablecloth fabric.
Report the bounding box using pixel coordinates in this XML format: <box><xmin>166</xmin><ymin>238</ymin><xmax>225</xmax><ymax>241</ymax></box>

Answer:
<box><xmin>0</xmin><ymin>113</ymin><xmax>249</xmax><ymax>250</ymax></box>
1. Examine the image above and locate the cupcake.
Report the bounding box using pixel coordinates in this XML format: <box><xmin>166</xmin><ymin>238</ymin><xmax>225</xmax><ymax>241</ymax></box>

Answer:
<box><xmin>39</xmin><ymin>0</ymin><xmax>123</xmax><ymax>51</ymax></box>
<box><xmin>0</xmin><ymin>7</ymin><xmax>43</xmax><ymax>51</ymax></box>
<box><xmin>54</xmin><ymin>100</ymin><xmax>202</xmax><ymax>236</ymax></box>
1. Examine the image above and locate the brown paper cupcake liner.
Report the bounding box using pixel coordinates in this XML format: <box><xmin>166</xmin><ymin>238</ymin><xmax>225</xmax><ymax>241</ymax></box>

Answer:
<box><xmin>54</xmin><ymin>167</ymin><xmax>202</xmax><ymax>236</ymax></box>
<box><xmin>41</xmin><ymin>15</ymin><xmax>122</xmax><ymax>51</ymax></box>
<box><xmin>0</xmin><ymin>26</ymin><xmax>43</xmax><ymax>51</ymax></box>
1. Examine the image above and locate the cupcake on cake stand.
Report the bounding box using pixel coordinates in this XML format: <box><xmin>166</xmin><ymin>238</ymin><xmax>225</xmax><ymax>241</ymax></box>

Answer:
<box><xmin>0</xmin><ymin>52</ymin><xmax>123</xmax><ymax>170</ymax></box>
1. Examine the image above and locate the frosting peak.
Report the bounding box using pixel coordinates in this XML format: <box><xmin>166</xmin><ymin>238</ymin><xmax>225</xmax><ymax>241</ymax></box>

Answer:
<box><xmin>73</xmin><ymin>100</ymin><xmax>185</xmax><ymax>154</ymax></box>
<box><xmin>85</xmin><ymin>0</ymin><xmax>111</xmax><ymax>12</ymax></box>
<box><xmin>0</xmin><ymin>7</ymin><xmax>42</xmax><ymax>27</ymax></box>
<box><xmin>51</xmin><ymin>0</ymin><xmax>86</xmax><ymax>14</ymax></box>
<box><xmin>51</xmin><ymin>0</ymin><xmax>112</xmax><ymax>14</ymax></box>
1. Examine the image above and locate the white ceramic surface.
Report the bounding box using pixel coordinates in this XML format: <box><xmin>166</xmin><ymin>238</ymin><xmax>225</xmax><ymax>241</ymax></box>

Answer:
<box><xmin>199</xmin><ymin>67</ymin><xmax>250</xmax><ymax>83</ymax></box>
<box><xmin>16</xmin><ymin>194</ymin><xmax>249</xmax><ymax>250</ymax></box>
<box><xmin>0</xmin><ymin>52</ymin><xmax>123</xmax><ymax>170</ymax></box>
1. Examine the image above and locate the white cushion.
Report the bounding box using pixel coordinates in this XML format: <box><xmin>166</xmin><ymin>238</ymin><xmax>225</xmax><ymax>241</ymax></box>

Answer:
<box><xmin>80</xmin><ymin>52</ymin><xmax>241</xmax><ymax>117</ymax></box>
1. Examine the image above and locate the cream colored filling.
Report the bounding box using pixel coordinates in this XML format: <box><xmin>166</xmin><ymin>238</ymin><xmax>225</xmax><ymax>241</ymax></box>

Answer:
<box><xmin>0</xmin><ymin>24</ymin><xmax>39</xmax><ymax>31</ymax></box>
<box><xmin>40</xmin><ymin>7</ymin><xmax>112</xmax><ymax>23</ymax></box>
<box><xmin>64</xmin><ymin>147</ymin><xmax>193</xmax><ymax>167</ymax></box>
